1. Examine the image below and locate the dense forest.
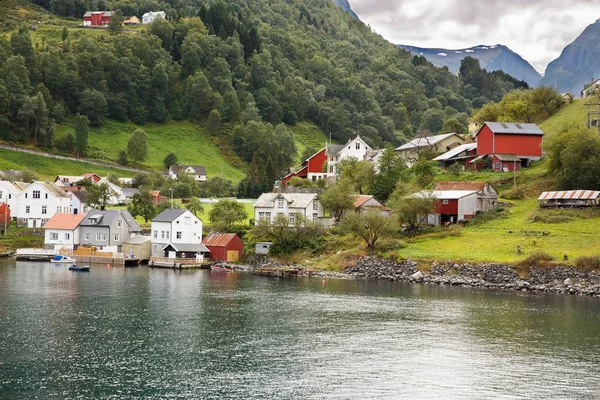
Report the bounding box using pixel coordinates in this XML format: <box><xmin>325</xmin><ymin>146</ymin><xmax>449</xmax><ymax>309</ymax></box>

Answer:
<box><xmin>1</xmin><ymin>0</ymin><xmax>529</xmax><ymax>191</ymax></box>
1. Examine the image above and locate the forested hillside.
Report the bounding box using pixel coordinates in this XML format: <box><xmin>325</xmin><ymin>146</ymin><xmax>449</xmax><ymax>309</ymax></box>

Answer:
<box><xmin>1</xmin><ymin>0</ymin><xmax>528</xmax><ymax>190</ymax></box>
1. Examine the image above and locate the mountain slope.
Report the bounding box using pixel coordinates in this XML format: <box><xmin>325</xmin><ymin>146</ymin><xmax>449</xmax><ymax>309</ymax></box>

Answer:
<box><xmin>539</xmin><ymin>19</ymin><xmax>600</xmax><ymax>95</ymax></box>
<box><xmin>398</xmin><ymin>44</ymin><xmax>542</xmax><ymax>87</ymax></box>
<box><xmin>332</xmin><ymin>0</ymin><xmax>360</xmax><ymax>21</ymax></box>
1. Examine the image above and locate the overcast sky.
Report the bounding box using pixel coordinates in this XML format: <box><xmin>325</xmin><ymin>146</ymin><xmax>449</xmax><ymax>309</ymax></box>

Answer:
<box><xmin>349</xmin><ymin>0</ymin><xmax>600</xmax><ymax>73</ymax></box>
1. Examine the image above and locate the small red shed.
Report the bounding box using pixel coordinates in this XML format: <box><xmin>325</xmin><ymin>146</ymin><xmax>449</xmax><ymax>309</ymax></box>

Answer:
<box><xmin>0</xmin><ymin>203</ymin><xmax>11</xmax><ymax>224</ymax></box>
<box><xmin>203</xmin><ymin>233</ymin><xmax>244</xmax><ymax>262</ymax></box>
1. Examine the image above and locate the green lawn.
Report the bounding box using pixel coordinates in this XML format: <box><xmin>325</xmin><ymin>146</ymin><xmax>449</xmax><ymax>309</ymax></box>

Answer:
<box><xmin>397</xmin><ymin>198</ymin><xmax>600</xmax><ymax>264</ymax></box>
<box><xmin>56</xmin><ymin>120</ymin><xmax>246</xmax><ymax>183</ymax></box>
<box><xmin>0</xmin><ymin>147</ymin><xmax>135</xmax><ymax>181</ymax></box>
<box><xmin>539</xmin><ymin>98</ymin><xmax>596</xmax><ymax>140</ymax></box>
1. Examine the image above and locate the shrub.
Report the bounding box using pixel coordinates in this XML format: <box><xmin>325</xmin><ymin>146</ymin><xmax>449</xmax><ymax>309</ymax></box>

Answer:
<box><xmin>519</xmin><ymin>251</ymin><xmax>554</xmax><ymax>270</ymax></box>
<box><xmin>575</xmin><ymin>256</ymin><xmax>600</xmax><ymax>272</ymax></box>
<box><xmin>470</xmin><ymin>207</ymin><xmax>508</xmax><ymax>225</ymax></box>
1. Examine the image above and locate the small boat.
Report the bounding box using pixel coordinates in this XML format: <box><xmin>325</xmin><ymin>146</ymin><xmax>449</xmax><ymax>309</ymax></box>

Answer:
<box><xmin>211</xmin><ymin>265</ymin><xmax>231</xmax><ymax>272</ymax></box>
<box><xmin>68</xmin><ymin>265</ymin><xmax>90</xmax><ymax>272</ymax></box>
<box><xmin>51</xmin><ymin>254</ymin><xmax>75</xmax><ymax>263</ymax></box>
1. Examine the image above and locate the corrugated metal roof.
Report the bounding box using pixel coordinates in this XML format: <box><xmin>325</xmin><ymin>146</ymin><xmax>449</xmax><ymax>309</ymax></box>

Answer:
<box><xmin>481</xmin><ymin>122</ymin><xmax>544</xmax><ymax>136</ymax></box>
<box><xmin>538</xmin><ymin>190</ymin><xmax>600</xmax><ymax>201</ymax></box>
<box><xmin>494</xmin><ymin>154</ymin><xmax>521</xmax><ymax>162</ymax></box>
<box><xmin>203</xmin><ymin>233</ymin><xmax>238</xmax><ymax>247</ymax></box>
<box><xmin>124</xmin><ymin>235</ymin><xmax>151</xmax><ymax>244</ymax></box>
<box><xmin>433</xmin><ymin>142</ymin><xmax>477</xmax><ymax>161</ymax></box>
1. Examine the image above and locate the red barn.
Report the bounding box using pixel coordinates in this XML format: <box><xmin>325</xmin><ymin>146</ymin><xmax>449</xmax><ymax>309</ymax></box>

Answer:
<box><xmin>203</xmin><ymin>233</ymin><xmax>244</xmax><ymax>262</ymax></box>
<box><xmin>282</xmin><ymin>148</ymin><xmax>327</xmax><ymax>186</ymax></box>
<box><xmin>474</xmin><ymin>122</ymin><xmax>544</xmax><ymax>170</ymax></box>
<box><xmin>83</xmin><ymin>11</ymin><xmax>114</xmax><ymax>27</ymax></box>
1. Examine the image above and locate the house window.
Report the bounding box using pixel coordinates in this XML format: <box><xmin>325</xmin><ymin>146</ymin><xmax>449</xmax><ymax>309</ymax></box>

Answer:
<box><xmin>312</xmin><ymin>176</ymin><xmax>316</xmax><ymax>182</ymax></box>
<box><xmin>356</xmin><ymin>142</ymin><xmax>360</xmax><ymax>150</ymax></box>
<box><xmin>329</xmin><ymin>165</ymin><xmax>334</xmax><ymax>173</ymax></box>
<box><xmin>25</xmin><ymin>206</ymin><xmax>30</xmax><ymax>214</ymax></box>
<box><xmin>117</xmin><ymin>220</ymin><xmax>123</xmax><ymax>227</ymax></box>
<box><xmin>289</xmin><ymin>214</ymin><xmax>295</xmax><ymax>224</ymax></box>
<box><xmin>65</xmin><ymin>233</ymin><xmax>70</xmax><ymax>240</ymax></box>
<box><xmin>84</xmin><ymin>233</ymin><xmax>90</xmax><ymax>241</ymax></box>
<box><xmin>8</xmin><ymin>194</ymin><xmax>10</xmax><ymax>199</ymax></box>
<box><xmin>161</xmin><ymin>231</ymin><xmax>165</xmax><ymax>239</ymax></box>
<box><xmin>265</xmin><ymin>212</ymin><xmax>271</xmax><ymax>220</ymax></box>
<box><xmin>442</xmin><ymin>200</ymin><xmax>449</xmax><ymax>205</ymax></box>
<box><xmin>313</xmin><ymin>199</ymin><xmax>318</xmax><ymax>210</ymax></box>
<box><xmin>166</xmin><ymin>231</ymin><xmax>170</xmax><ymax>239</ymax></box>
<box><xmin>313</xmin><ymin>213</ymin><xmax>318</xmax><ymax>220</ymax></box>
<box><xmin>96</xmin><ymin>233</ymin><xmax>102</xmax><ymax>241</ymax></box>
<box><xmin>330</xmin><ymin>155</ymin><xmax>334</xmax><ymax>161</ymax></box>
<box><xmin>114</xmin><ymin>233</ymin><xmax>120</xmax><ymax>242</ymax></box>
<box><xmin>50</xmin><ymin>232</ymin><xmax>58</xmax><ymax>240</ymax></box>
<box><xmin>495</xmin><ymin>162</ymin><xmax>501</xmax><ymax>170</ymax></box>
<box><xmin>184</xmin><ymin>217</ymin><xmax>190</xmax><ymax>225</ymax></box>
<box><xmin>33</xmin><ymin>190</ymin><xmax>40</xmax><ymax>199</ymax></box>
<box><xmin>41</xmin><ymin>206</ymin><xmax>47</xmax><ymax>214</ymax></box>
<box><xmin>101</xmin><ymin>234</ymin><xmax>107</xmax><ymax>241</ymax></box>
<box><xmin>259</xmin><ymin>212</ymin><xmax>265</xmax><ymax>220</ymax></box>
<box><xmin>153</xmin><ymin>230</ymin><xmax>158</xmax><ymax>239</ymax></box>
<box><xmin>176</xmin><ymin>231</ymin><xmax>182</xmax><ymax>239</ymax></box>
<box><xmin>278</xmin><ymin>197</ymin><xmax>284</xmax><ymax>208</ymax></box>
<box><xmin>45</xmin><ymin>193</ymin><xmax>48</xmax><ymax>199</ymax></box>
<box><xmin>25</xmin><ymin>193</ymin><xmax>27</xmax><ymax>198</ymax></box>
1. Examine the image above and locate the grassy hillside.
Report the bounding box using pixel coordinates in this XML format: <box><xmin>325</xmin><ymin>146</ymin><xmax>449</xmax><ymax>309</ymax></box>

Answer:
<box><xmin>539</xmin><ymin>99</ymin><xmax>595</xmax><ymax>140</ymax></box>
<box><xmin>0</xmin><ymin>147</ymin><xmax>135</xmax><ymax>180</ymax></box>
<box><xmin>55</xmin><ymin>120</ymin><xmax>246</xmax><ymax>183</ymax></box>
<box><xmin>288</xmin><ymin>122</ymin><xmax>329</xmax><ymax>164</ymax></box>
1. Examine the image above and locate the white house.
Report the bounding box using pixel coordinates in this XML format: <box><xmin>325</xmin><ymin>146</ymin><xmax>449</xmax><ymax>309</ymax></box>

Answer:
<box><xmin>396</xmin><ymin>133</ymin><xmax>466</xmax><ymax>166</ymax></box>
<box><xmin>150</xmin><ymin>208</ymin><xmax>204</xmax><ymax>258</ymax></box>
<box><xmin>0</xmin><ymin>181</ymin><xmax>26</xmax><ymax>220</ymax></box>
<box><xmin>167</xmin><ymin>165</ymin><xmax>207</xmax><ymax>182</ymax></box>
<box><xmin>17</xmin><ymin>181</ymin><xmax>71</xmax><ymax>227</ymax></box>
<box><xmin>43</xmin><ymin>212</ymin><xmax>87</xmax><ymax>251</ymax></box>
<box><xmin>142</xmin><ymin>11</ymin><xmax>166</xmax><ymax>24</ymax></box>
<box><xmin>70</xmin><ymin>191</ymin><xmax>90</xmax><ymax>215</ymax></box>
<box><xmin>253</xmin><ymin>192</ymin><xmax>325</xmax><ymax>225</ymax></box>
<box><xmin>325</xmin><ymin>135</ymin><xmax>372</xmax><ymax>179</ymax></box>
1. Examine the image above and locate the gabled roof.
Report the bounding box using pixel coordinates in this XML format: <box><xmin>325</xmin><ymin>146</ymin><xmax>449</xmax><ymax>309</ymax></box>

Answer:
<box><xmin>326</xmin><ymin>144</ymin><xmax>345</xmax><ymax>156</ymax></box>
<box><xmin>79</xmin><ymin>209</ymin><xmax>141</xmax><ymax>231</ymax></box>
<box><xmin>538</xmin><ymin>190</ymin><xmax>600</xmax><ymax>201</ymax></box>
<box><xmin>433</xmin><ymin>143</ymin><xmax>477</xmax><ymax>161</ymax></box>
<box><xmin>170</xmin><ymin>165</ymin><xmax>207</xmax><ymax>176</ymax></box>
<box><xmin>203</xmin><ymin>233</ymin><xmax>240</xmax><ymax>247</ymax></box>
<box><xmin>55</xmin><ymin>175</ymin><xmax>83</xmax><ymax>183</ymax></box>
<box><xmin>478</xmin><ymin>122</ymin><xmax>544</xmax><ymax>136</ymax></box>
<box><xmin>71</xmin><ymin>191</ymin><xmax>88</xmax><ymax>203</ymax></box>
<box><xmin>396</xmin><ymin>133</ymin><xmax>462</xmax><ymax>151</ymax></box>
<box><xmin>43</xmin><ymin>213</ymin><xmax>87</xmax><ymax>230</ymax></box>
<box><xmin>253</xmin><ymin>192</ymin><xmax>319</xmax><ymax>208</ymax></box>
<box><xmin>435</xmin><ymin>181</ymin><xmax>487</xmax><ymax>191</ymax></box>
<box><xmin>162</xmin><ymin>243</ymin><xmax>209</xmax><ymax>253</ymax></box>
<box><xmin>33</xmin><ymin>181</ymin><xmax>69</xmax><ymax>198</ymax></box>
<box><xmin>352</xmin><ymin>195</ymin><xmax>390</xmax><ymax>211</ymax></box>
<box><xmin>412</xmin><ymin>190</ymin><xmax>478</xmax><ymax>200</ymax></box>
<box><xmin>121</xmin><ymin>188</ymin><xmax>140</xmax><ymax>198</ymax></box>
<box><xmin>152</xmin><ymin>208</ymin><xmax>187</xmax><ymax>222</ymax></box>
<box><xmin>0</xmin><ymin>180</ymin><xmax>22</xmax><ymax>193</ymax></box>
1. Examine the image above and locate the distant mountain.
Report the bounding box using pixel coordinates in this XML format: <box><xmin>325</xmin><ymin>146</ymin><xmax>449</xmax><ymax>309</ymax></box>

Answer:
<box><xmin>539</xmin><ymin>19</ymin><xmax>600</xmax><ymax>95</ymax></box>
<box><xmin>397</xmin><ymin>44</ymin><xmax>542</xmax><ymax>87</ymax></box>
<box><xmin>332</xmin><ymin>0</ymin><xmax>360</xmax><ymax>21</ymax></box>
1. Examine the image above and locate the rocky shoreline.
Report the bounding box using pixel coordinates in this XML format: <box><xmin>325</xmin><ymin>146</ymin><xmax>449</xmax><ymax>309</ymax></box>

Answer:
<box><xmin>346</xmin><ymin>256</ymin><xmax>600</xmax><ymax>297</ymax></box>
<box><xmin>246</xmin><ymin>254</ymin><xmax>600</xmax><ymax>297</ymax></box>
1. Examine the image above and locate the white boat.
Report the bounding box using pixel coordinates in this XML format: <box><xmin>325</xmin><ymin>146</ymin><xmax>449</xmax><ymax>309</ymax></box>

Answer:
<box><xmin>51</xmin><ymin>255</ymin><xmax>75</xmax><ymax>263</ymax></box>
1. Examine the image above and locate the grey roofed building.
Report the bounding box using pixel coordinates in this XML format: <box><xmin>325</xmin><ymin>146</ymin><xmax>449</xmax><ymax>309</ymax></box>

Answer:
<box><xmin>395</xmin><ymin>132</ymin><xmax>462</xmax><ymax>151</ymax></box>
<box><xmin>162</xmin><ymin>243</ymin><xmax>210</xmax><ymax>253</ymax></box>
<box><xmin>80</xmin><ymin>209</ymin><xmax>141</xmax><ymax>232</ymax></box>
<box><xmin>121</xmin><ymin>188</ymin><xmax>140</xmax><ymax>199</ymax></box>
<box><xmin>253</xmin><ymin>192</ymin><xmax>319</xmax><ymax>209</ymax></box>
<box><xmin>169</xmin><ymin>165</ymin><xmax>207</xmax><ymax>176</ymax></box>
<box><xmin>479</xmin><ymin>122</ymin><xmax>544</xmax><ymax>136</ymax></box>
<box><xmin>71</xmin><ymin>191</ymin><xmax>87</xmax><ymax>203</ymax></box>
<box><xmin>152</xmin><ymin>208</ymin><xmax>187</xmax><ymax>222</ymax></box>
<box><xmin>326</xmin><ymin>144</ymin><xmax>346</xmax><ymax>156</ymax></box>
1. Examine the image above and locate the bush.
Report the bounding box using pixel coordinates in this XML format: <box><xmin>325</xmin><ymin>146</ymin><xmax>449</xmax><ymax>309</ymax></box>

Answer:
<box><xmin>575</xmin><ymin>256</ymin><xmax>600</xmax><ymax>272</ymax></box>
<box><xmin>470</xmin><ymin>207</ymin><xmax>508</xmax><ymax>225</ymax></box>
<box><xmin>519</xmin><ymin>251</ymin><xmax>554</xmax><ymax>269</ymax></box>
<box><xmin>446</xmin><ymin>162</ymin><xmax>462</xmax><ymax>176</ymax></box>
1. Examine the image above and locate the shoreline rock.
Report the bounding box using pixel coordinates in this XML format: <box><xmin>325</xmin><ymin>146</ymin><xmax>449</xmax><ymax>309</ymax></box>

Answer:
<box><xmin>346</xmin><ymin>257</ymin><xmax>600</xmax><ymax>297</ymax></box>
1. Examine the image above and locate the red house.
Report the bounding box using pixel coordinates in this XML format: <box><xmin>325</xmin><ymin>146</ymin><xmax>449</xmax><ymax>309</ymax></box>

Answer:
<box><xmin>83</xmin><ymin>11</ymin><xmax>114</xmax><ymax>27</ymax></box>
<box><xmin>473</xmin><ymin>122</ymin><xmax>544</xmax><ymax>171</ymax></box>
<box><xmin>282</xmin><ymin>148</ymin><xmax>327</xmax><ymax>186</ymax></box>
<box><xmin>203</xmin><ymin>233</ymin><xmax>244</xmax><ymax>262</ymax></box>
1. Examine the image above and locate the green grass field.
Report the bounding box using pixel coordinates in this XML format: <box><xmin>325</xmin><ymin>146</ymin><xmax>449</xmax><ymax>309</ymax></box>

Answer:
<box><xmin>539</xmin><ymin>98</ymin><xmax>596</xmax><ymax>140</ymax></box>
<box><xmin>56</xmin><ymin>120</ymin><xmax>246</xmax><ymax>183</ymax></box>
<box><xmin>0</xmin><ymin>148</ymin><xmax>135</xmax><ymax>180</ymax></box>
<box><xmin>289</xmin><ymin>122</ymin><xmax>329</xmax><ymax>164</ymax></box>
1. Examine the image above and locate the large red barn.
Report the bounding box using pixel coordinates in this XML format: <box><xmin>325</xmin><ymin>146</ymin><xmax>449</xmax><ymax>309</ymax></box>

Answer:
<box><xmin>83</xmin><ymin>11</ymin><xmax>114</xmax><ymax>26</ymax></box>
<box><xmin>474</xmin><ymin>122</ymin><xmax>544</xmax><ymax>171</ymax></box>
<box><xmin>203</xmin><ymin>233</ymin><xmax>244</xmax><ymax>262</ymax></box>
<box><xmin>282</xmin><ymin>148</ymin><xmax>327</xmax><ymax>186</ymax></box>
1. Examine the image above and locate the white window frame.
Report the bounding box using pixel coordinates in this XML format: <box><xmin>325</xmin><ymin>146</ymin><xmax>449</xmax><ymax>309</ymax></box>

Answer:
<box><xmin>289</xmin><ymin>214</ymin><xmax>296</xmax><ymax>224</ymax></box>
<box><xmin>114</xmin><ymin>233</ymin><xmax>120</xmax><ymax>242</ymax></box>
<box><xmin>278</xmin><ymin>197</ymin><xmax>284</xmax><ymax>208</ymax></box>
<box><xmin>25</xmin><ymin>206</ymin><xmax>30</xmax><ymax>214</ymax></box>
<box><xmin>313</xmin><ymin>199</ymin><xmax>318</xmax><ymax>210</ymax></box>
<box><xmin>64</xmin><ymin>232</ymin><xmax>70</xmax><ymax>240</ymax></box>
<box><xmin>176</xmin><ymin>231</ymin><xmax>182</xmax><ymax>239</ymax></box>
<box><xmin>41</xmin><ymin>206</ymin><xmax>47</xmax><ymax>215</ymax></box>
<box><xmin>84</xmin><ymin>233</ymin><xmax>90</xmax><ymax>241</ymax></box>
<box><xmin>33</xmin><ymin>190</ymin><xmax>40</xmax><ymax>199</ymax></box>
<box><xmin>442</xmin><ymin>200</ymin><xmax>449</xmax><ymax>205</ymax></box>
<box><xmin>50</xmin><ymin>232</ymin><xmax>58</xmax><ymax>240</ymax></box>
<box><xmin>356</xmin><ymin>142</ymin><xmax>360</xmax><ymax>150</ymax></box>
<box><xmin>117</xmin><ymin>220</ymin><xmax>123</xmax><ymax>227</ymax></box>
<box><xmin>153</xmin><ymin>230</ymin><xmax>158</xmax><ymax>239</ymax></box>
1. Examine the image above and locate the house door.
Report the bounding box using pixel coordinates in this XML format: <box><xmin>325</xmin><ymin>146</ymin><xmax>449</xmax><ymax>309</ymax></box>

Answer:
<box><xmin>27</xmin><ymin>218</ymin><xmax>33</xmax><ymax>228</ymax></box>
<box><xmin>168</xmin><ymin>251</ymin><xmax>176</xmax><ymax>259</ymax></box>
<box><xmin>227</xmin><ymin>250</ymin><xmax>239</xmax><ymax>262</ymax></box>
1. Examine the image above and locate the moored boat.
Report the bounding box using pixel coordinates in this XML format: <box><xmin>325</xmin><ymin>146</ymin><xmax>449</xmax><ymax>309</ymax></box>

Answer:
<box><xmin>68</xmin><ymin>265</ymin><xmax>90</xmax><ymax>272</ymax></box>
<box><xmin>51</xmin><ymin>254</ymin><xmax>75</xmax><ymax>263</ymax></box>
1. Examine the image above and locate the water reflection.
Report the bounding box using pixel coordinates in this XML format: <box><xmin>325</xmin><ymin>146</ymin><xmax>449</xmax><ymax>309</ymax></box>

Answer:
<box><xmin>0</xmin><ymin>261</ymin><xmax>599</xmax><ymax>399</ymax></box>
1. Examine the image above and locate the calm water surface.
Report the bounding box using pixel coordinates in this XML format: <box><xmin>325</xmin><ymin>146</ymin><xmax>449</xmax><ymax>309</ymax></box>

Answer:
<box><xmin>0</xmin><ymin>261</ymin><xmax>599</xmax><ymax>399</ymax></box>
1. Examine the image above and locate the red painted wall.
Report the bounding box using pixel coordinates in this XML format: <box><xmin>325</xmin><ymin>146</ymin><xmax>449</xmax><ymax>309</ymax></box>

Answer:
<box><xmin>492</xmin><ymin>156</ymin><xmax>521</xmax><ymax>172</ymax></box>
<box><xmin>206</xmin><ymin>236</ymin><xmax>244</xmax><ymax>262</ymax></box>
<box><xmin>435</xmin><ymin>199</ymin><xmax>458</xmax><ymax>214</ymax></box>
<box><xmin>307</xmin><ymin>148</ymin><xmax>327</xmax><ymax>174</ymax></box>
<box><xmin>0</xmin><ymin>203</ymin><xmax>10</xmax><ymax>222</ymax></box>
<box><xmin>476</xmin><ymin>124</ymin><xmax>543</xmax><ymax>157</ymax></box>
<box><xmin>91</xmin><ymin>14</ymin><xmax>102</xmax><ymax>25</ymax></box>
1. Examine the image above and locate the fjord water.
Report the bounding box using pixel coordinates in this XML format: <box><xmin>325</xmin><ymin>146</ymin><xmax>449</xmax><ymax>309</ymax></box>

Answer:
<box><xmin>0</xmin><ymin>262</ymin><xmax>599</xmax><ymax>399</ymax></box>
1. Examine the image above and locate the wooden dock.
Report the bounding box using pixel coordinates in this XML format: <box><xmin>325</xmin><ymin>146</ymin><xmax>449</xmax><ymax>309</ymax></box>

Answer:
<box><xmin>148</xmin><ymin>257</ymin><xmax>210</xmax><ymax>269</ymax></box>
<box><xmin>253</xmin><ymin>267</ymin><xmax>300</xmax><ymax>278</ymax></box>
<box><xmin>71</xmin><ymin>255</ymin><xmax>141</xmax><ymax>267</ymax></box>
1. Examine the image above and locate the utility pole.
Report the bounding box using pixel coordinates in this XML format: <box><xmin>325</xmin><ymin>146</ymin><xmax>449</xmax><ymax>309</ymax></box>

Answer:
<box><xmin>169</xmin><ymin>188</ymin><xmax>174</xmax><ymax>208</ymax></box>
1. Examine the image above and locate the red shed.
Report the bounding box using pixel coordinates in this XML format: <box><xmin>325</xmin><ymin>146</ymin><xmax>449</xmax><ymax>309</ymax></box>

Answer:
<box><xmin>0</xmin><ymin>203</ymin><xmax>10</xmax><ymax>224</ymax></box>
<box><xmin>283</xmin><ymin>148</ymin><xmax>327</xmax><ymax>186</ymax></box>
<box><xmin>475</xmin><ymin>122</ymin><xmax>544</xmax><ymax>162</ymax></box>
<box><xmin>203</xmin><ymin>233</ymin><xmax>244</xmax><ymax>262</ymax></box>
